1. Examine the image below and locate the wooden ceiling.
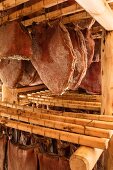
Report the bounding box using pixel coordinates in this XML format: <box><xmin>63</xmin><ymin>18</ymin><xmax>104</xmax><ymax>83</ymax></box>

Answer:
<box><xmin>0</xmin><ymin>0</ymin><xmax>112</xmax><ymax>32</ymax></box>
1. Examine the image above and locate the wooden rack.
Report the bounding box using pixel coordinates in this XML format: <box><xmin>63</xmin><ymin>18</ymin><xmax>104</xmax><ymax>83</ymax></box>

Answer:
<box><xmin>0</xmin><ymin>101</ymin><xmax>112</xmax><ymax>150</ymax></box>
<box><xmin>19</xmin><ymin>90</ymin><xmax>101</xmax><ymax>111</ymax></box>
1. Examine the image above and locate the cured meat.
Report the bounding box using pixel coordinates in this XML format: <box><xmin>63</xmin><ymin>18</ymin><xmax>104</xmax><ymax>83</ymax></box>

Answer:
<box><xmin>0</xmin><ymin>59</ymin><xmax>22</xmax><ymax>88</ymax></box>
<box><xmin>19</xmin><ymin>61</ymin><xmax>43</xmax><ymax>86</ymax></box>
<box><xmin>8</xmin><ymin>141</ymin><xmax>38</xmax><ymax>170</ymax></box>
<box><xmin>38</xmin><ymin>153</ymin><xmax>71</xmax><ymax>170</ymax></box>
<box><xmin>68</xmin><ymin>28</ymin><xmax>87</xmax><ymax>90</ymax></box>
<box><xmin>0</xmin><ymin>135</ymin><xmax>7</xmax><ymax>170</ymax></box>
<box><xmin>80</xmin><ymin>61</ymin><xmax>101</xmax><ymax>94</ymax></box>
<box><xmin>31</xmin><ymin>22</ymin><xmax>75</xmax><ymax>95</ymax></box>
<box><xmin>31</xmin><ymin>22</ymin><xmax>86</xmax><ymax>95</ymax></box>
<box><xmin>0</xmin><ymin>21</ymin><xmax>32</xmax><ymax>60</ymax></box>
<box><xmin>82</xmin><ymin>28</ymin><xmax>95</xmax><ymax>67</ymax></box>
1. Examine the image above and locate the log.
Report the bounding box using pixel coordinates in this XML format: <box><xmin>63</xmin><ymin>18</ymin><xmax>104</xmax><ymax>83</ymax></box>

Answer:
<box><xmin>70</xmin><ymin>146</ymin><xmax>103</xmax><ymax>170</ymax></box>
<box><xmin>75</xmin><ymin>0</ymin><xmax>113</xmax><ymax>31</ymax></box>
<box><xmin>0</xmin><ymin>116</ymin><xmax>109</xmax><ymax>149</ymax></box>
<box><xmin>101</xmin><ymin>30</ymin><xmax>113</xmax><ymax>115</ymax></box>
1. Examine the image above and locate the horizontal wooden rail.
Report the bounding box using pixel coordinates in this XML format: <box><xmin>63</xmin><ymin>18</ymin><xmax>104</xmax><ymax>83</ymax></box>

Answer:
<box><xmin>0</xmin><ymin>116</ymin><xmax>109</xmax><ymax>149</ymax></box>
<box><xmin>1</xmin><ymin>101</ymin><xmax>113</xmax><ymax>123</ymax></box>
<box><xmin>1</xmin><ymin>109</ymin><xmax>113</xmax><ymax>139</ymax></box>
<box><xmin>25</xmin><ymin>96</ymin><xmax>101</xmax><ymax>111</ymax></box>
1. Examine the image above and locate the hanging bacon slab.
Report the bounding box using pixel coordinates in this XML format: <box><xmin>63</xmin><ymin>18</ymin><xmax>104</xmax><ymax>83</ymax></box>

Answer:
<box><xmin>80</xmin><ymin>61</ymin><xmax>101</xmax><ymax>94</ymax></box>
<box><xmin>0</xmin><ymin>21</ymin><xmax>32</xmax><ymax>60</ymax></box>
<box><xmin>19</xmin><ymin>61</ymin><xmax>43</xmax><ymax>86</ymax></box>
<box><xmin>0</xmin><ymin>59</ymin><xmax>22</xmax><ymax>88</ymax></box>
<box><xmin>68</xmin><ymin>28</ymin><xmax>87</xmax><ymax>90</ymax></box>
<box><xmin>82</xmin><ymin>28</ymin><xmax>95</xmax><ymax>67</ymax></box>
<box><xmin>38</xmin><ymin>153</ymin><xmax>71</xmax><ymax>170</ymax></box>
<box><xmin>8</xmin><ymin>141</ymin><xmax>38</xmax><ymax>170</ymax></box>
<box><xmin>31</xmin><ymin>23</ymin><xmax>77</xmax><ymax>95</ymax></box>
<box><xmin>0</xmin><ymin>135</ymin><xmax>7</xmax><ymax>170</ymax></box>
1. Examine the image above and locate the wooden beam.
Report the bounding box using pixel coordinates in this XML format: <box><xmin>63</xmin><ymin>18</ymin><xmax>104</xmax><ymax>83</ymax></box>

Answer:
<box><xmin>0</xmin><ymin>0</ymin><xmax>113</xmax><ymax>27</ymax></box>
<box><xmin>75</xmin><ymin>0</ymin><xmax>113</xmax><ymax>31</ymax></box>
<box><xmin>101</xmin><ymin>30</ymin><xmax>113</xmax><ymax>115</ymax></box>
<box><xmin>21</xmin><ymin>4</ymin><xmax>83</xmax><ymax>26</ymax></box>
<box><xmin>70</xmin><ymin>146</ymin><xmax>103</xmax><ymax>170</ymax></box>
<box><xmin>22</xmin><ymin>3</ymin><xmax>113</xmax><ymax>27</ymax></box>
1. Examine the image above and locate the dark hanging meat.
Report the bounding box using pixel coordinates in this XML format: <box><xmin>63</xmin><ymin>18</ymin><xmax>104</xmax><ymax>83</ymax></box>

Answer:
<box><xmin>68</xmin><ymin>28</ymin><xmax>87</xmax><ymax>90</ymax></box>
<box><xmin>8</xmin><ymin>141</ymin><xmax>38</xmax><ymax>170</ymax></box>
<box><xmin>0</xmin><ymin>59</ymin><xmax>22</xmax><ymax>88</ymax></box>
<box><xmin>82</xmin><ymin>28</ymin><xmax>95</xmax><ymax>67</ymax></box>
<box><xmin>38</xmin><ymin>153</ymin><xmax>71</xmax><ymax>170</ymax></box>
<box><xmin>19</xmin><ymin>61</ymin><xmax>43</xmax><ymax>86</ymax></box>
<box><xmin>0</xmin><ymin>21</ymin><xmax>32</xmax><ymax>60</ymax></box>
<box><xmin>80</xmin><ymin>61</ymin><xmax>101</xmax><ymax>94</ymax></box>
<box><xmin>31</xmin><ymin>22</ymin><xmax>76</xmax><ymax>95</ymax></box>
<box><xmin>93</xmin><ymin>39</ymin><xmax>101</xmax><ymax>62</ymax></box>
<box><xmin>0</xmin><ymin>135</ymin><xmax>7</xmax><ymax>170</ymax></box>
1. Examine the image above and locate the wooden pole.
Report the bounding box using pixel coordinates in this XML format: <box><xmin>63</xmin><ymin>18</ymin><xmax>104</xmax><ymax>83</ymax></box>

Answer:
<box><xmin>101</xmin><ymin>30</ymin><xmax>113</xmax><ymax>115</ymax></box>
<box><xmin>70</xmin><ymin>146</ymin><xmax>103</xmax><ymax>170</ymax></box>
<box><xmin>101</xmin><ymin>30</ymin><xmax>113</xmax><ymax>170</ymax></box>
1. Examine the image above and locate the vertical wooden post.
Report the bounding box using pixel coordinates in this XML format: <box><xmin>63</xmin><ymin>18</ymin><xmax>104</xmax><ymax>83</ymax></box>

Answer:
<box><xmin>101</xmin><ymin>30</ymin><xmax>113</xmax><ymax>115</ymax></box>
<box><xmin>101</xmin><ymin>30</ymin><xmax>113</xmax><ymax>170</ymax></box>
<box><xmin>2</xmin><ymin>84</ymin><xmax>18</xmax><ymax>104</ymax></box>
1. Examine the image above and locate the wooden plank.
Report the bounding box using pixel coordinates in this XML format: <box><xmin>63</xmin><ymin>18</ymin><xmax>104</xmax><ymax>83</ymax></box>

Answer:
<box><xmin>0</xmin><ymin>116</ymin><xmax>109</xmax><ymax>149</ymax></box>
<box><xmin>101</xmin><ymin>30</ymin><xmax>113</xmax><ymax>115</ymax></box>
<box><xmin>75</xmin><ymin>0</ymin><xmax>113</xmax><ymax>30</ymax></box>
<box><xmin>70</xmin><ymin>146</ymin><xmax>103</xmax><ymax>170</ymax></box>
